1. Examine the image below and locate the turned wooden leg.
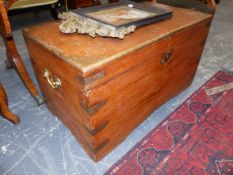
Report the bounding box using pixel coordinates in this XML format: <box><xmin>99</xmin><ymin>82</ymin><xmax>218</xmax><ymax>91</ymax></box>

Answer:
<box><xmin>0</xmin><ymin>84</ymin><xmax>20</xmax><ymax>124</ymax></box>
<box><xmin>4</xmin><ymin>37</ymin><xmax>44</xmax><ymax>105</ymax></box>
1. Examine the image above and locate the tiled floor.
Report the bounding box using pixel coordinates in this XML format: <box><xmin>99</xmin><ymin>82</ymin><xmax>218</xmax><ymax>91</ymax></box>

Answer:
<box><xmin>0</xmin><ymin>1</ymin><xmax>233</xmax><ymax>174</ymax></box>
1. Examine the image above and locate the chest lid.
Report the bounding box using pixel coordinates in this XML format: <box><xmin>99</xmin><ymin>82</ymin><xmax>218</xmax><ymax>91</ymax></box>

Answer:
<box><xmin>23</xmin><ymin>3</ymin><xmax>211</xmax><ymax>75</ymax></box>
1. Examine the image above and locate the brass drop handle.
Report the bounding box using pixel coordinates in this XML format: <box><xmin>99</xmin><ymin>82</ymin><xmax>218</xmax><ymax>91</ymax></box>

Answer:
<box><xmin>43</xmin><ymin>69</ymin><xmax>62</xmax><ymax>90</ymax></box>
<box><xmin>161</xmin><ymin>51</ymin><xmax>173</xmax><ymax>64</ymax></box>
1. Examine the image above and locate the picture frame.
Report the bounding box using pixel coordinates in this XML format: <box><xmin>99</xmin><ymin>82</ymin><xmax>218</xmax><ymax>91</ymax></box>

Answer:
<box><xmin>72</xmin><ymin>1</ymin><xmax>173</xmax><ymax>29</ymax></box>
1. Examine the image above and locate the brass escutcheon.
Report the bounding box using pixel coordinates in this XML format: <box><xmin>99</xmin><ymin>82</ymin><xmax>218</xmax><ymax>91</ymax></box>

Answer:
<box><xmin>161</xmin><ymin>50</ymin><xmax>173</xmax><ymax>64</ymax></box>
<box><xmin>43</xmin><ymin>69</ymin><xmax>62</xmax><ymax>90</ymax></box>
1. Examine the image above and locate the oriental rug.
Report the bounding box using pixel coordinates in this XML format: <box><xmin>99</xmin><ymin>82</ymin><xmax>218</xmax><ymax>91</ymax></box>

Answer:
<box><xmin>105</xmin><ymin>71</ymin><xmax>233</xmax><ymax>175</ymax></box>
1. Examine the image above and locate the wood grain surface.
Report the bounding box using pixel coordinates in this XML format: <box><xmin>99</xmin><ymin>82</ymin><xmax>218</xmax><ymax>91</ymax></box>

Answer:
<box><xmin>23</xmin><ymin>3</ymin><xmax>211</xmax><ymax>73</ymax></box>
<box><xmin>23</xmin><ymin>3</ymin><xmax>213</xmax><ymax>161</ymax></box>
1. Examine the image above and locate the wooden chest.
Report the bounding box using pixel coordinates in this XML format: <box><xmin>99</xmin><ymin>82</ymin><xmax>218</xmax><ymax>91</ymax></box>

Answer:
<box><xmin>23</xmin><ymin>4</ymin><xmax>212</xmax><ymax>162</ymax></box>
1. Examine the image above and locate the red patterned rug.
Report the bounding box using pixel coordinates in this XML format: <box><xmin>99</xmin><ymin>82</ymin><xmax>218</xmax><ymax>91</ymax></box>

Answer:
<box><xmin>105</xmin><ymin>71</ymin><xmax>233</xmax><ymax>175</ymax></box>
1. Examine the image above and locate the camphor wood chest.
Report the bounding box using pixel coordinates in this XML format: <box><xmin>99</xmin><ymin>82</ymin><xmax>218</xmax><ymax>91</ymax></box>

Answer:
<box><xmin>23</xmin><ymin>3</ymin><xmax>212</xmax><ymax>161</ymax></box>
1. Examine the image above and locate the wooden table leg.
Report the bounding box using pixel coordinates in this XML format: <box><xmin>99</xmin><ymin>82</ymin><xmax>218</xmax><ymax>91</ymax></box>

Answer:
<box><xmin>4</xmin><ymin>37</ymin><xmax>44</xmax><ymax>105</ymax></box>
<box><xmin>0</xmin><ymin>0</ymin><xmax>44</xmax><ymax>105</ymax></box>
<box><xmin>0</xmin><ymin>84</ymin><xmax>20</xmax><ymax>124</ymax></box>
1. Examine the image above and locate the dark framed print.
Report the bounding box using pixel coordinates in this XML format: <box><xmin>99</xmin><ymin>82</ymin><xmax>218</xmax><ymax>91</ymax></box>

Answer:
<box><xmin>72</xmin><ymin>1</ymin><xmax>173</xmax><ymax>29</ymax></box>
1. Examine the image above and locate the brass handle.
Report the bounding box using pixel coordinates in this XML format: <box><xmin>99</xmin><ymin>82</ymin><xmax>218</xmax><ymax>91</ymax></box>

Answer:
<box><xmin>161</xmin><ymin>51</ymin><xmax>173</xmax><ymax>64</ymax></box>
<box><xmin>43</xmin><ymin>69</ymin><xmax>62</xmax><ymax>90</ymax></box>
